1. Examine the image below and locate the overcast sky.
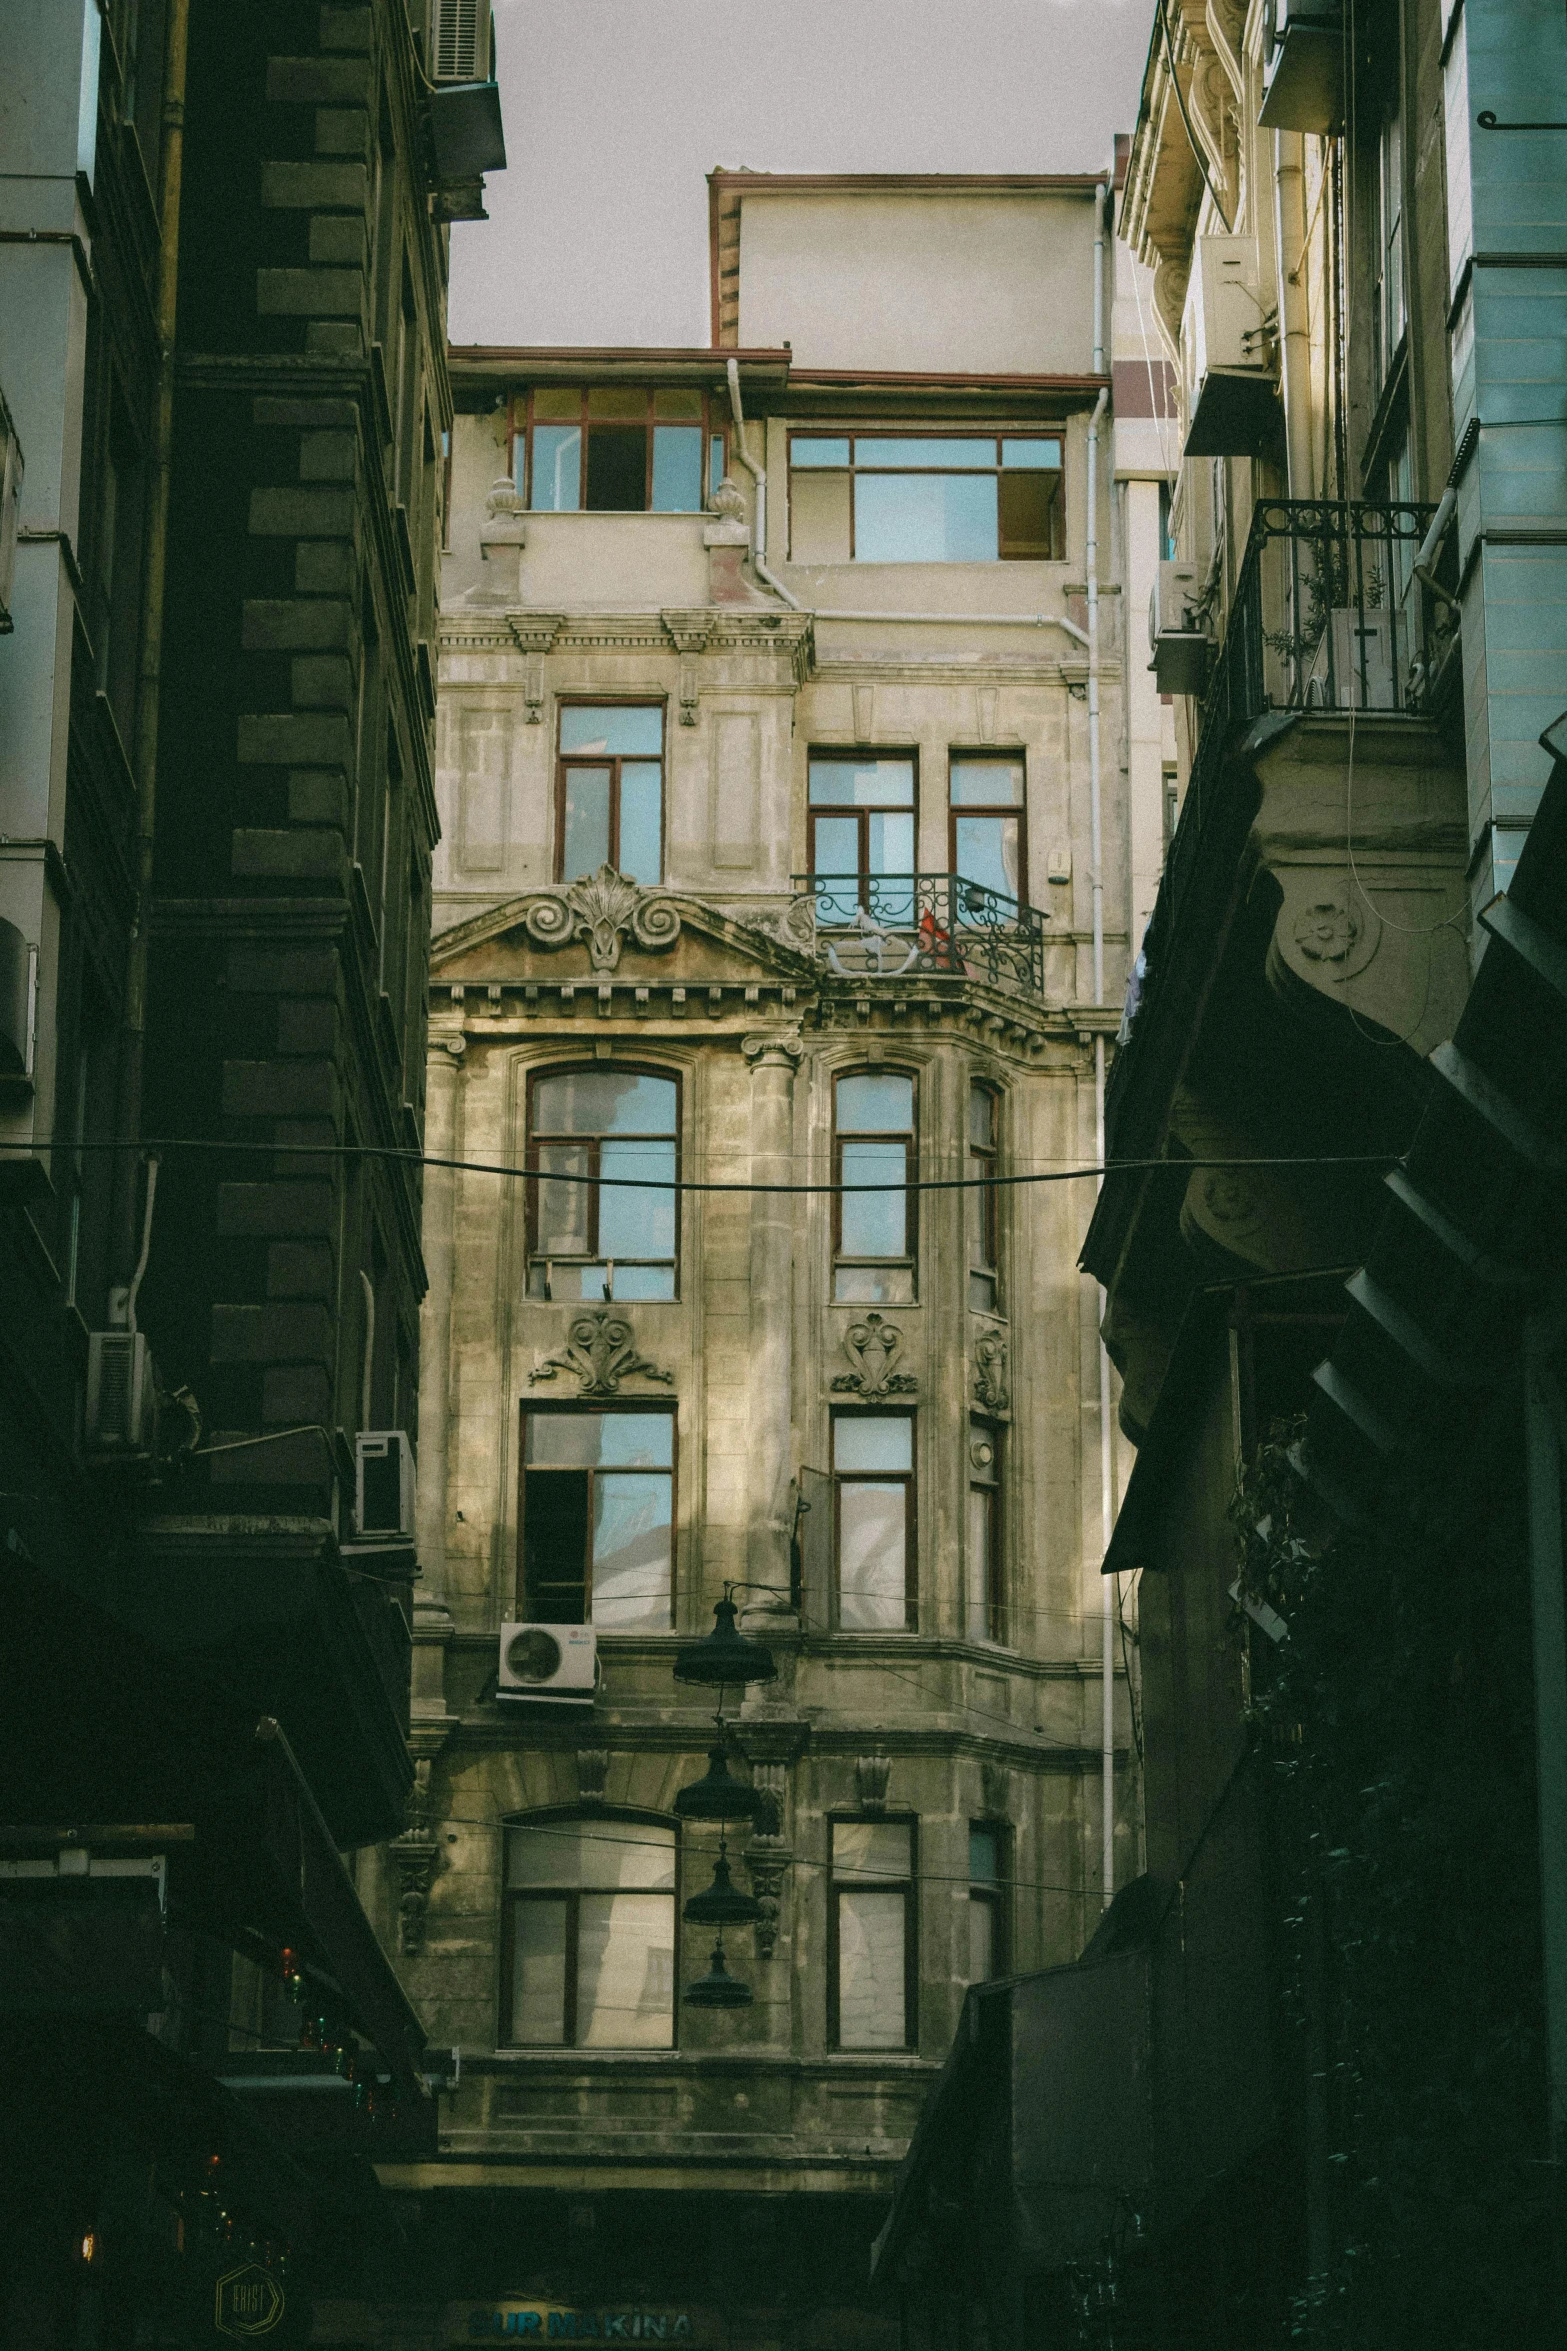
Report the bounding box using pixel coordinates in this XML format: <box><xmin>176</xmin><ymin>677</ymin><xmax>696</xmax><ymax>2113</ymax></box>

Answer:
<box><xmin>448</xmin><ymin>0</ymin><xmax>1156</xmax><ymax>350</ymax></box>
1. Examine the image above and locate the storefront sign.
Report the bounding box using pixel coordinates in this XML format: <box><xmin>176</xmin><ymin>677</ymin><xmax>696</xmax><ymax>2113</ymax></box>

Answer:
<box><xmin>457</xmin><ymin>2309</ymin><xmax>697</xmax><ymax>2343</ymax></box>
<box><xmin>214</xmin><ymin>2262</ymin><xmax>287</xmax><ymax>2339</ymax></box>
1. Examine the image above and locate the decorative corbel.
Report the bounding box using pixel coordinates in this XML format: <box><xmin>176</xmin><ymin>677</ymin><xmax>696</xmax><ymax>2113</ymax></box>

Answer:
<box><xmin>855</xmin><ymin>1753</ymin><xmax>892</xmax><ymax>1814</ymax></box>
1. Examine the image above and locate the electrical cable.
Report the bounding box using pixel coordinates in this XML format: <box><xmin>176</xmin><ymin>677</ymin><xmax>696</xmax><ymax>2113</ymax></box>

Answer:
<box><xmin>3</xmin><ymin>1133</ymin><xmax>1405</xmax><ymax>1197</ymax></box>
<box><xmin>1155</xmin><ymin>0</ymin><xmax>1233</xmax><ymax>232</ymax></box>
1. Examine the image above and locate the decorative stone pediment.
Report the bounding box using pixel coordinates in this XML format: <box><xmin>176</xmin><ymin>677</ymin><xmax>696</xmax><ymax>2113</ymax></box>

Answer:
<box><xmin>431</xmin><ymin>880</ymin><xmax>820</xmax><ymax>990</ymax></box>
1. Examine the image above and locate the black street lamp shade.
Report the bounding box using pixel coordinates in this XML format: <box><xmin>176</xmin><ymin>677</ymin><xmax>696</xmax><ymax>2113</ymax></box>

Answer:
<box><xmin>673</xmin><ymin>1747</ymin><xmax>767</xmax><ymax>1825</ymax></box>
<box><xmin>683</xmin><ymin>1939</ymin><xmax>753</xmax><ymax>2008</ymax></box>
<box><xmin>683</xmin><ymin>1851</ymin><xmax>764</xmax><ymax>1927</ymax></box>
<box><xmin>673</xmin><ymin>1597</ymin><xmax>777</xmax><ymax>1687</ymax></box>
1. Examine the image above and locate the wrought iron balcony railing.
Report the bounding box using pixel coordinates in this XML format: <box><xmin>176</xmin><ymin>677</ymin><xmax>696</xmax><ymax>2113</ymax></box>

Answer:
<box><xmin>1108</xmin><ymin>496</ymin><xmax>1440</xmax><ymax>1140</ymax></box>
<box><xmin>789</xmin><ymin>873</ymin><xmax>1048</xmax><ymax>997</ymax></box>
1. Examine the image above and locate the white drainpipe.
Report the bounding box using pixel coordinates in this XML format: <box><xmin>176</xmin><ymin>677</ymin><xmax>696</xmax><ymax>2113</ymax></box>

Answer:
<box><xmin>1087</xmin><ymin>177</ymin><xmax>1117</xmax><ymax>1911</ymax></box>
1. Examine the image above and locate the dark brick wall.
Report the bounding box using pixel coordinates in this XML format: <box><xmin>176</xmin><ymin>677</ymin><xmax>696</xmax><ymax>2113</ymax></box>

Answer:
<box><xmin>141</xmin><ymin>0</ymin><xmax>446</xmax><ymax>1513</ymax></box>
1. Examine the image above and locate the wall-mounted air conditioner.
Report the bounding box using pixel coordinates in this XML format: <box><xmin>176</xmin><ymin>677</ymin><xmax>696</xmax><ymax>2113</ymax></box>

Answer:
<box><xmin>1260</xmin><ymin>0</ymin><xmax>1345</xmax><ymax>134</ymax></box>
<box><xmin>356</xmin><ymin>1431</ymin><xmax>416</xmax><ymax>1538</ymax></box>
<box><xmin>497</xmin><ymin>1623</ymin><xmax>598</xmax><ymax>1705</ymax></box>
<box><xmin>86</xmin><ymin>1332</ymin><xmax>159</xmax><ymax>1458</ymax></box>
<box><xmin>0</xmin><ymin>920</ymin><xmax>36</xmax><ymax>1079</ymax></box>
<box><xmin>1148</xmin><ymin>560</ymin><xmax>1211</xmax><ymax>695</ymax></box>
<box><xmin>432</xmin><ymin>0</ymin><xmax>492</xmax><ymax>80</ymax></box>
<box><xmin>1181</xmin><ymin>238</ymin><xmax>1281</xmax><ymax>461</ymax></box>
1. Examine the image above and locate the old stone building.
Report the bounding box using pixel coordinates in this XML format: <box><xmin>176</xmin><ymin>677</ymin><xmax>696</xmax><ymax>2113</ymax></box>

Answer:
<box><xmin>336</xmin><ymin>172</ymin><xmax>1161</xmax><ymax>2342</ymax></box>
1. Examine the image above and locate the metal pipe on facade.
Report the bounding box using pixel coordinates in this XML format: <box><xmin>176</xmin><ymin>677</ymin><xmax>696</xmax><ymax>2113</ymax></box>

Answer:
<box><xmin>1273</xmin><ymin>130</ymin><xmax>1314</xmax><ymax>497</ymax></box>
<box><xmin>1088</xmin><ymin>176</ymin><xmax>1116</xmax><ymax>1911</ymax></box>
<box><xmin>114</xmin><ymin>0</ymin><xmax>189</xmax><ymax>1280</ymax></box>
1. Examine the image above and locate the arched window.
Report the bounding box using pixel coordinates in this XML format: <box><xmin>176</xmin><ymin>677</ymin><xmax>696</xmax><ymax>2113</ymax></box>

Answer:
<box><xmin>526</xmin><ymin>1064</ymin><xmax>678</xmax><ymax>1301</ymax></box>
<box><xmin>501</xmin><ymin>1815</ymin><xmax>677</xmax><ymax>2049</ymax></box>
<box><xmin>833</xmin><ymin>1069</ymin><xmax>916</xmax><ymax>1304</ymax></box>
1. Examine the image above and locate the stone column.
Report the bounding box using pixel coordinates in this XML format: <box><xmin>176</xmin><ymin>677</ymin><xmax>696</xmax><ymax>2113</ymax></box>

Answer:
<box><xmin>740</xmin><ymin>1029</ymin><xmax>803</xmax><ymax>1603</ymax></box>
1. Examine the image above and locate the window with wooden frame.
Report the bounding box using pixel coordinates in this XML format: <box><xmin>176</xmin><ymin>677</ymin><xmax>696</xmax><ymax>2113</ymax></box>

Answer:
<box><xmin>515</xmin><ymin>386</ymin><xmax>728</xmax><ymax>514</ymax></box>
<box><xmin>518</xmin><ymin>1407</ymin><xmax>675</xmax><ymax>1630</ymax></box>
<box><xmin>526</xmin><ymin>1063</ymin><xmax>678</xmax><ymax>1302</ymax></box>
<box><xmin>949</xmin><ymin>756</ymin><xmax>1026</xmax><ymax>907</ymax></box>
<box><xmin>556</xmin><ymin>702</ymin><xmax>665</xmax><ymax>885</ymax></box>
<box><xmin>967</xmin><ymin>1081</ymin><xmax>1000</xmax><ymax>1313</ymax></box>
<box><xmin>833</xmin><ymin>1070</ymin><xmax>916</xmax><ymax>1305</ymax></box>
<box><xmin>829</xmin><ymin>1818</ymin><xmax>916</xmax><ymax>2050</ymax></box>
<box><xmin>808</xmin><ymin>753</ymin><xmax>917</xmax><ymax>928</ymax></box>
<box><xmin>966</xmin><ymin>1420</ymin><xmax>1003</xmax><ymax>1644</ymax></box>
<box><xmin>967</xmin><ymin>1823</ymin><xmax>1008</xmax><ymax>1983</ymax></box>
<box><xmin>788</xmin><ymin>433</ymin><xmax>1064</xmax><ymax>564</ymax></box>
<box><xmin>832</xmin><ymin>1410</ymin><xmax>915</xmax><ymax>1631</ymax></box>
<box><xmin>501</xmin><ymin>1815</ymin><xmax>677</xmax><ymax>2049</ymax></box>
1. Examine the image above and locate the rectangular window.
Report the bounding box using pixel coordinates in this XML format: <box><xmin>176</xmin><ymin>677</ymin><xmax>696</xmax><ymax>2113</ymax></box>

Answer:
<box><xmin>518</xmin><ymin>1409</ymin><xmax>674</xmax><ymax>1630</ymax></box>
<box><xmin>834</xmin><ymin>1071</ymin><xmax>916</xmax><ymax>1305</ymax></box>
<box><xmin>967</xmin><ymin>1083</ymin><xmax>1000</xmax><ymax>1313</ymax></box>
<box><xmin>556</xmin><ymin>703</ymin><xmax>664</xmax><ymax>885</ymax></box>
<box><xmin>833</xmin><ymin>1411</ymin><xmax>914</xmax><ymax>1631</ymax></box>
<box><xmin>967</xmin><ymin>1824</ymin><xmax>1006</xmax><ymax>1983</ymax></box>
<box><xmin>1375</xmin><ymin>109</ymin><xmax>1405</xmax><ymax>389</ymax></box>
<box><xmin>788</xmin><ymin>433</ymin><xmax>1063</xmax><ymax>564</ymax></box>
<box><xmin>966</xmin><ymin>1421</ymin><xmax>1002</xmax><ymax>1644</ymax></box>
<box><xmin>503</xmin><ymin>1818</ymin><xmax>677</xmax><ymax>2048</ymax></box>
<box><xmin>808</xmin><ymin>753</ymin><xmax>917</xmax><ymax>930</ymax></box>
<box><xmin>516</xmin><ymin>387</ymin><xmax>726</xmax><ymax>514</ymax></box>
<box><xmin>831</xmin><ymin>1819</ymin><xmax>915</xmax><ymax>2049</ymax></box>
<box><xmin>950</xmin><ymin>756</ymin><xmax>1025</xmax><ymax>908</ymax></box>
<box><xmin>527</xmin><ymin>1063</ymin><xmax>678</xmax><ymax>1301</ymax></box>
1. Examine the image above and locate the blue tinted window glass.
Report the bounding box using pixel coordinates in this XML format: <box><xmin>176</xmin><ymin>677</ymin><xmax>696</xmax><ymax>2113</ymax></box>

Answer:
<box><xmin>950</xmin><ymin>758</ymin><xmax>1023</xmax><ymax>806</ymax></box>
<box><xmin>808</xmin><ymin>757</ymin><xmax>916</xmax><ymax>807</ymax></box>
<box><xmin>954</xmin><ymin>816</ymin><xmax>1020</xmax><ymax>902</ymax></box>
<box><xmin>866</xmin><ymin>811</ymin><xmax>914</xmax><ymax>876</ymax></box>
<box><xmin>840</xmin><ymin>1142</ymin><xmax>908</xmax><ymax>1257</ymax></box>
<box><xmin>838</xmin><ymin>1074</ymin><xmax>915</xmax><ymax>1132</ymax></box>
<box><xmin>709</xmin><ymin>434</ymin><xmax>725</xmax><ymax>496</ymax></box>
<box><xmin>562</xmin><ymin>768</ymin><xmax>611</xmax><ymax>877</ymax></box>
<box><xmin>617</xmin><ymin>762</ymin><xmax>662</xmax><ymax>885</ymax></box>
<box><xmin>834</xmin><ymin>1415</ymin><xmax>913</xmax><ymax>1472</ymax></box>
<box><xmin>560</xmin><ymin>706</ymin><xmax>664</xmax><ymax>756</ymax></box>
<box><xmin>854</xmin><ymin>437</ymin><xmax>995</xmax><ymax>469</ymax></box>
<box><xmin>599</xmin><ymin>1140</ymin><xmax>676</xmax><ymax>1260</ymax></box>
<box><xmin>534</xmin><ymin>1070</ymin><xmax>677</xmax><ymax>1136</ymax></box>
<box><xmin>1000</xmin><ymin>439</ymin><xmax>1062</xmax><ymax>469</ymax></box>
<box><xmin>531</xmin><ymin>425</ymin><xmax>582</xmax><ymax>511</ymax></box>
<box><xmin>792</xmin><ymin>437</ymin><xmax>851</xmax><ymax>467</ymax></box>
<box><xmin>651</xmin><ymin>426</ymin><xmax>704</xmax><ymax>511</ymax></box>
<box><xmin>854</xmin><ymin>474</ymin><xmax>997</xmax><ymax>562</ymax></box>
<box><xmin>969</xmin><ymin>1826</ymin><xmax>1001</xmax><ymax>1882</ymax></box>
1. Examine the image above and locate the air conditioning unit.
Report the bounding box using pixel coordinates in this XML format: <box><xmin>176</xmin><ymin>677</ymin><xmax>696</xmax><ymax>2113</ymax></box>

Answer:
<box><xmin>1260</xmin><ymin>0</ymin><xmax>1345</xmax><ymax>134</ymax></box>
<box><xmin>1181</xmin><ymin>238</ymin><xmax>1281</xmax><ymax>461</ymax></box>
<box><xmin>356</xmin><ymin>1431</ymin><xmax>415</xmax><ymax>1538</ymax></box>
<box><xmin>431</xmin><ymin>0</ymin><xmax>491</xmax><ymax>80</ymax></box>
<box><xmin>86</xmin><ymin>1332</ymin><xmax>158</xmax><ymax>1458</ymax></box>
<box><xmin>497</xmin><ymin>1623</ymin><xmax>598</xmax><ymax>1705</ymax></box>
<box><xmin>1148</xmin><ymin>560</ymin><xmax>1210</xmax><ymax>694</ymax></box>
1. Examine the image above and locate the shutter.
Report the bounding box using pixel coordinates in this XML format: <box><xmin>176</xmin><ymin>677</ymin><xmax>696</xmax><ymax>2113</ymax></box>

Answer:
<box><xmin>432</xmin><ymin>0</ymin><xmax>485</xmax><ymax>80</ymax></box>
<box><xmin>795</xmin><ymin>1467</ymin><xmax>833</xmax><ymax>1634</ymax></box>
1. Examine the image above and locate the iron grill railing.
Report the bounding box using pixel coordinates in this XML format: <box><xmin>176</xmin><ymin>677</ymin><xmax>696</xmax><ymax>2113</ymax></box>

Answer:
<box><xmin>790</xmin><ymin>872</ymin><xmax>1048</xmax><ymax>997</ymax></box>
<box><xmin>1107</xmin><ymin>497</ymin><xmax>1439</xmax><ymax>1139</ymax></box>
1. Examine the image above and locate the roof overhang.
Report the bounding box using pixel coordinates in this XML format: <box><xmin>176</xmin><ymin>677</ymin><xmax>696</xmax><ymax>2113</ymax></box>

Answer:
<box><xmin>449</xmin><ymin>346</ymin><xmax>792</xmax><ymax>393</ymax></box>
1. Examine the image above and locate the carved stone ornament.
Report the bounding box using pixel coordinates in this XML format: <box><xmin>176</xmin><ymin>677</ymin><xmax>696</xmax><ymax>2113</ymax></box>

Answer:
<box><xmin>831</xmin><ymin>1311</ymin><xmax>918</xmax><ymax>1400</ymax></box>
<box><xmin>980</xmin><ymin>1758</ymin><xmax>1012</xmax><ymax>1817</ymax></box>
<box><xmin>1293</xmin><ymin>897</ymin><xmax>1360</xmax><ymax>964</ymax></box>
<box><xmin>575</xmin><ymin>1748</ymin><xmax>610</xmax><ymax>1808</ymax></box>
<box><xmin>516</xmin><ymin>865</ymin><xmax>682</xmax><ymax>975</ymax></box>
<box><xmin>973</xmin><ymin>1329</ymin><xmax>1010</xmax><ymax>1413</ymax></box>
<box><xmin>393</xmin><ymin>1757</ymin><xmax>441</xmax><ymax>1956</ymax></box>
<box><xmin>529</xmin><ymin>1308</ymin><xmax>673</xmax><ymax>1398</ymax></box>
<box><xmin>708</xmin><ymin>472</ymin><xmax>748</xmax><ymax>523</ymax></box>
<box><xmin>756</xmin><ymin>897</ymin><xmax>818</xmax><ymax>956</ymax></box>
<box><xmin>745</xmin><ymin>1836</ymin><xmax>789</xmax><ymax>1960</ymax></box>
<box><xmin>855</xmin><ymin>1753</ymin><xmax>892</xmax><ymax>1814</ymax></box>
<box><xmin>740</xmin><ymin>1025</ymin><xmax>804</xmax><ymax>1069</ymax></box>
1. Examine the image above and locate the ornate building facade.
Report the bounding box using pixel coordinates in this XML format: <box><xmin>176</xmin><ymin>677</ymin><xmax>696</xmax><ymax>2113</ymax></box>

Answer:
<box><xmin>340</xmin><ymin>173</ymin><xmax>1156</xmax><ymax>2347</ymax></box>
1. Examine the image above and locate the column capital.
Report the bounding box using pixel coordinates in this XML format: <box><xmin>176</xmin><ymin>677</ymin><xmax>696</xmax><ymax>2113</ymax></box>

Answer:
<box><xmin>741</xmin><ymin>1026</ymin><xmax>804</xmax><ymax>1069</ymax></box>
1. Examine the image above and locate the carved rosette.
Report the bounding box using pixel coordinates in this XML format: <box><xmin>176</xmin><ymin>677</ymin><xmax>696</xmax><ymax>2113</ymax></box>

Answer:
<box><xmin>529</xmin><ymin>1309</ymin><xmax>673</xmax><ymax>1399</ymax></box>
<box><xmin>831</xmin><ymin>1312</ymin><xmax>917</xmax><ymax>1400</ymax></box>
<box><xmin>514</xmin><ymin>865</ymin><xmax>683</xmax><ymax>974</ymax></box>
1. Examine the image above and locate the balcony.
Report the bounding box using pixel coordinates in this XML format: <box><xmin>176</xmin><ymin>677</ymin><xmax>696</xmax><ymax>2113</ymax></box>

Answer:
<box><xmin>789</xmin><ymin>872</ymin><xmax>1048</xmax><ymax>997</ymax></box>
<box><xmin>1109</xmin><ymin>496</ymin><xmax>1444</xmax><ymax>1135</ymax></box>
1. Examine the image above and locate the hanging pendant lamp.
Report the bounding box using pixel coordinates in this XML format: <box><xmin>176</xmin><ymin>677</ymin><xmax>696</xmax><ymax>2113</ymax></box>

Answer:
<box><xmin>683</xmin><ymin>1849</ymin><xmax>764</xmax><ymax>1927</ymax></box>
<box><xmin>683</xmin><ymin>1936</ymin><xmax>753</xmax><ymax>2008</ymax></box>
<box><xmin>673</xmin><ymin>1745</ymin><xmax>766</xmax><ymax>1824</ymax></box>
<box><xmin>673</xmin><ymin>1596</ymin><xmax>777</xmax><ymax>1687</ymax></box>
